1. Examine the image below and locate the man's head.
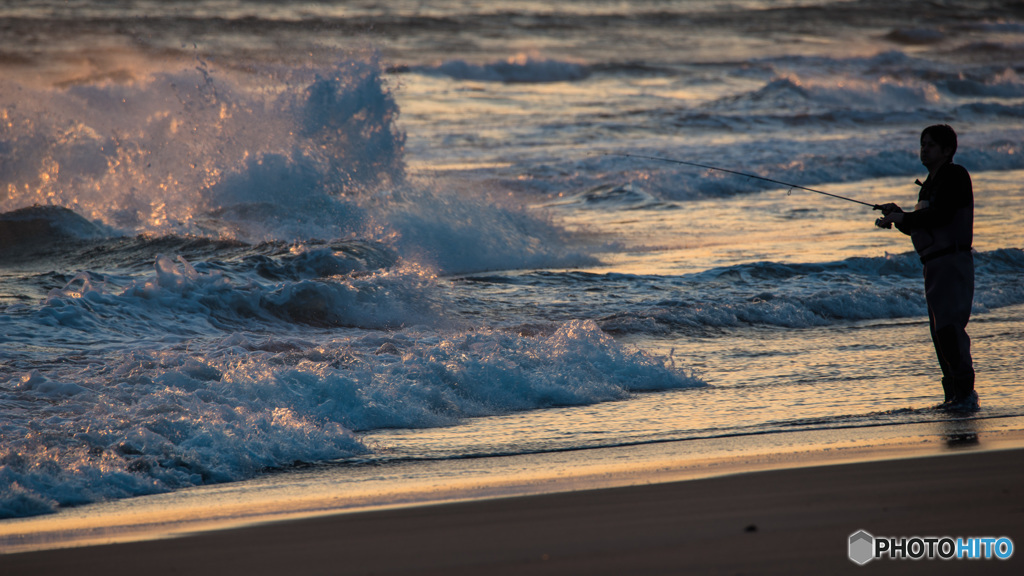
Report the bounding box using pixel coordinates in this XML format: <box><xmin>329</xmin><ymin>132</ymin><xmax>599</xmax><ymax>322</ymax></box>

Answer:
<box><xmin>921</xmin><ymin>124</ymin><xmax>957</xmax><ymax>158</ymax></box>
<box><xmin>920</xmin><ymin>124</ymin><xmax>957</xmax><ymax>170</ymax></box>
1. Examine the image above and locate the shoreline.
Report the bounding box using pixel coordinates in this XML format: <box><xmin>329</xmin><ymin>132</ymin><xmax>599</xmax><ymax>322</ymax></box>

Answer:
<box><xmin>4</xmin><ymin>444</ymin><xmax>1022</xmax><ymax>574</ymax></box>
<box><xmin>2</xmin><ymin>415</ymin><xmax>1023</xmax><ymax>561</ymax></box>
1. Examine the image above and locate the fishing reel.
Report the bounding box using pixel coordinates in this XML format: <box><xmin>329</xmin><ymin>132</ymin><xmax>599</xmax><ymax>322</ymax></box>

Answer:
<box><xmin>873</xmin><ymin>203</ymin><xmax>901</xmax><ymax>229</ymax></box>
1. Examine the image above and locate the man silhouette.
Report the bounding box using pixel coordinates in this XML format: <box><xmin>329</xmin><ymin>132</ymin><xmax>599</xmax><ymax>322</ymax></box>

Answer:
<box><xmin>875</xmin><ymin>124</ymin><xmax>976</xmax><ymax>409</ymax></box>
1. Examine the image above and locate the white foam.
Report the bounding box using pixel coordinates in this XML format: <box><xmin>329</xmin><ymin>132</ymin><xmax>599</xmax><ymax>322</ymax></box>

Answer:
<box><xmin>0</xmin><ymin>319</ymin><xmax>701</xmax><ymax>518</ymax></box>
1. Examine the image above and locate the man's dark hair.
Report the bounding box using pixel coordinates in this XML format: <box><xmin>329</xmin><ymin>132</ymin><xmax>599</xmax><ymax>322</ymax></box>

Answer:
<box><xmin>922</xmin><ymin>124</ymin><xmax>958</xmax><ymax>158</ymax></box>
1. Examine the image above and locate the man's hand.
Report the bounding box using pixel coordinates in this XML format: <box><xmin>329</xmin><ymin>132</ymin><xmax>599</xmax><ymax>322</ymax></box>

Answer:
<box><xmin>874</xmin><ymin>203</ymin><xmax>904</xmax><ymax>229</ymax></box>
<box><xmin>876</xmin><ymin>203</ymin><xmax>903</xmax><ymax>215</ymax></box>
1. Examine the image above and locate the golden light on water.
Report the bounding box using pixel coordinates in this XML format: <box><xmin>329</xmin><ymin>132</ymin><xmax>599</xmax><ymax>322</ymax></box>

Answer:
<box><xmin>550</xmin><ymin>171</ymin><xmax>1024</xmax><ymax>277</ymax></box>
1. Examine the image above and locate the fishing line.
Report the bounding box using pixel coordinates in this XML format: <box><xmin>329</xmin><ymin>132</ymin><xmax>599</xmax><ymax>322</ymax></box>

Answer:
<box><xmin>609</xmin><ymin>153</ymin><xmax>881</xmax><ymax>209</ymax></box>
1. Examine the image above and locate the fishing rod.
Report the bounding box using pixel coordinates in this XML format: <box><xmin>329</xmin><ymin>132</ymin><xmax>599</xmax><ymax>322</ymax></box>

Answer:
<box><xmin>610</xmin><ymin>153</ymin><xmax>881</xmax><ymax>209</ymax></box>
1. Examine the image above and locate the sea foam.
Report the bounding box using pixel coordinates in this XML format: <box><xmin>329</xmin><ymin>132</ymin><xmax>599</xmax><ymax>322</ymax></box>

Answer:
<box><xmin>0</xmin><ymin>318</ymin><xmax>701</xmax><ymax>518</ymax></box>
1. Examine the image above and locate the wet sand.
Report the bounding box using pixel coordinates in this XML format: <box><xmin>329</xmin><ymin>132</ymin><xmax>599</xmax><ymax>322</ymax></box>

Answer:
<box><xmin>4</xmin><ymin>445</ymin><xmax>1022</xmax><ymax>575</ymax></box>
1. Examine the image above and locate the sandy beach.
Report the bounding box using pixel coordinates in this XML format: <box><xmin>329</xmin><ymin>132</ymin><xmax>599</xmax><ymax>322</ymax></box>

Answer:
<box><xmin>4</xmin><ymin>439</ymin><xmax>1022</xmax><ymax>575</ymax></box>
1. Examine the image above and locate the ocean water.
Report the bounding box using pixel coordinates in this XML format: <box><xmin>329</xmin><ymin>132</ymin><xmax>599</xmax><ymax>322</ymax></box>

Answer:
<box><xmin>1</xmin><ymin>0</ymin><xmax>1023</xmax><ymax>521</ymax></box>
